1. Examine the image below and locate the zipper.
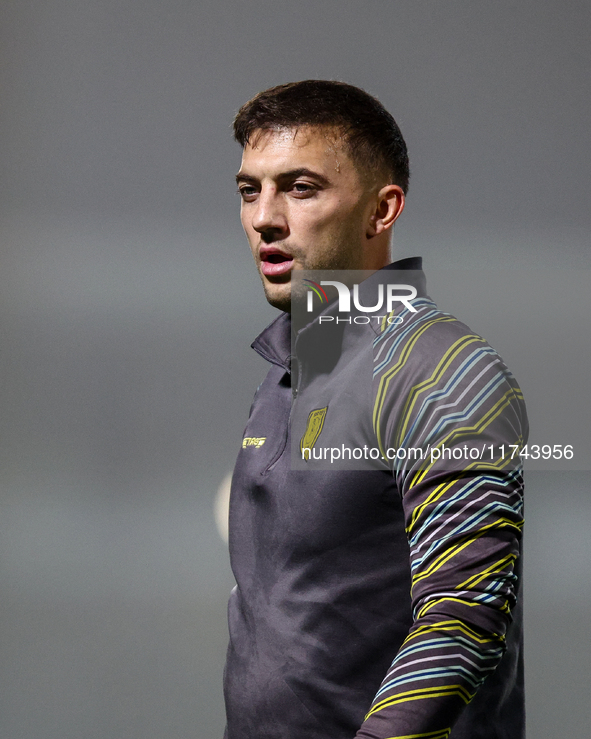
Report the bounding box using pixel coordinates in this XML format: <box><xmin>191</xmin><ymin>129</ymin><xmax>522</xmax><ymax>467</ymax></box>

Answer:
<box><xmin>262</xmin><ymin>356</ymin><xmax>300</xmax><ymax>475</ymax></box>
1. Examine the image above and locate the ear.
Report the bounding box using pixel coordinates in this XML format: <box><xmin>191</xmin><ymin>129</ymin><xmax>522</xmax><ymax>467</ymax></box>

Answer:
<box><xmin>366</xmin><ymin>185</ymin><xmax>405</xmax><ymax>238</ymax></box>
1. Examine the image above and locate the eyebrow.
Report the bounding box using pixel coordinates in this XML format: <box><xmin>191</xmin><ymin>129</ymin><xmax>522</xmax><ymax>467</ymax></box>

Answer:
<box><xmin>235</xmin><ymin>168</ymin><xmax>331</xmax><ymax>187</ymax></box>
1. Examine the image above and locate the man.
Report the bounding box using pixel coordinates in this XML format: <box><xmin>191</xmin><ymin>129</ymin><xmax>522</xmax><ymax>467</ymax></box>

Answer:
<box><xmin>224</xmin><ymin>80</ymin><xmax>528</xmax><ymax>739</ymax></box>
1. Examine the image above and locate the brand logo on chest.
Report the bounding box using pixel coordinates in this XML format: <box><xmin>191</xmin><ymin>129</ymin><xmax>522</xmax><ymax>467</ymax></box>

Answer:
<box><xmin>242</xmin><ymin>437</ymin><xmax>266</xmax><ymax>449</ymax></box>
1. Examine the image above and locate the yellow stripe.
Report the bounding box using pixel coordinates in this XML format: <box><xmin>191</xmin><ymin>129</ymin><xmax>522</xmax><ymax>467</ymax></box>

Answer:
<box><xmin>407</xmin><ymin>451</ymin><xmax>525</xmax><ymax>534</ymax></box>
<box><xmin>405</xmin><ymin>430</ymin><xmax>525</xmax><ymax>503</ymax></box>
<box><xmin>411</xmin><ymin>389</ymin><xmax>521</xmax><ymax>487</ymax></box>
<box><xmin>407</xmin><ymin>477</ymin><xmax>457</xmax><ymax>531</ymax></box>
<box><xmin>381</xmin><ymin>311</ymin><xmax>395</xmax><ymax>332</ymax></box>
<box><xmin>416</xmin><ymin>596</ymin><xmax>483</xmax><ymax>619</ymax></box>
<box><xmin>374</xmin><ymin>316</ymin><xmax>456</xmax><ymax>430</ymax></box>
<box><xmin>396</xmin><ymin>335</ymin><xmax>484</xmax><ymax>446</ymax></box>
<box><xmin>373</xmin><ymin>317</ymin><xmax>456</xmax><ymax>455</ymax></box>
<box><xmin>384</xmin><ymin>730</ymin><xmax>450</xmax><ymax>739</ymax></box>
<box><xmin>401</xmin><ymin>619</ymin><xmax>502</xmax><ymax>646</ymax></box>
<box><xmin>456</xmin><ymin>554</ymin><xmax>516</xmax><ymax>590</ymax></box>
<box><xmin>366</xmin><ymin>685</ymin><xmax>472</xmax><ymax>718</ymax></box>
<box><xmin>411</xmin><ymin>518</ymin><xmax>523</xmax><ymax>586</ymax></box>
<box><xmin>411</xmin><ymin>529</ymin><xmax>487</xmax><ymax>585</ymax></box>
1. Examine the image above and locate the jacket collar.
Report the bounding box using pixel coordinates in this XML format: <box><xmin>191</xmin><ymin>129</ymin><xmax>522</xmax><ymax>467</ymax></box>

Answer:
<box><xmin>251</xmin><ymin>311</ymin><xmax>293</xmax><ymax>371</ymax></box>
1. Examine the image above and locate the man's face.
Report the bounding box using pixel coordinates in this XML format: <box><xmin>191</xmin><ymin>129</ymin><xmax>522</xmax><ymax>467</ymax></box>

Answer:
<box><xmin>236</xmin><ymin>126</ymin><xmax>378</xmax><ymax>312</ymax></box>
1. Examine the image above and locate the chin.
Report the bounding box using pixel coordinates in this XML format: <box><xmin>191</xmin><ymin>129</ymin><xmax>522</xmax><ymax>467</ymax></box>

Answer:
<box><xmin>260</xmin><ymin>274</ymin><xmax>292</xmax><ymax>312</ymax></box>
<box><xmin>263</xmin><ymin>285</ymin><xmax>291</xmax><ymax>313</ymax></box>
<box><xmin>265</xmin><ymin>293</ymin><xmax>291</xmax><ymax>313</ymax></box>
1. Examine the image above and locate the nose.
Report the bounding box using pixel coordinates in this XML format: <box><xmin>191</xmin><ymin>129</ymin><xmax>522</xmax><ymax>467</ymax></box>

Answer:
<box><xmin>251</xmin><ymin>187</ymin><xmax>288</xmax><ymax>241</ymax></box>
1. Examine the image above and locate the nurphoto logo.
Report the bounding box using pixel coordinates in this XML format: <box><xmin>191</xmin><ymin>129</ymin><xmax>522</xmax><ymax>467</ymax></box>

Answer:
<box><xmin>304</xmin><ymin>279</ymin><xmax>417</xmax><ymax>313</ymax></box>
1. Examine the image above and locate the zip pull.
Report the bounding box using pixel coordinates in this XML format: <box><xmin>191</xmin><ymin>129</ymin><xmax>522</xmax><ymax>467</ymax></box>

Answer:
<box><xmin>289</xmin><ymin>355</ymin><xmax>300</xmax><ymax>398</ymax></box>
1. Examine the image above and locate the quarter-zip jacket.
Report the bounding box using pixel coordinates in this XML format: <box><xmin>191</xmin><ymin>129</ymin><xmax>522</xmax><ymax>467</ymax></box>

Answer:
<box><xmin>225</xmin><ymin>258</ymin><xmax>528</xmax><ymax>739</ymax></box>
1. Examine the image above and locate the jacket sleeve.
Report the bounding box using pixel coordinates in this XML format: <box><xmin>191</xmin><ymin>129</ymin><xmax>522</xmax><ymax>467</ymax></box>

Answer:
<box><xmin>357</xmin><ymin>310</ymin><xmax>528</xmax><ymax>739</ymax></box>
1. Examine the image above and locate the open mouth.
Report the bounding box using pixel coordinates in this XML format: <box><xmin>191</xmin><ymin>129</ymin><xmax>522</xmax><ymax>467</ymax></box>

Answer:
<box><xmin>266</xmin><ymin>253</ymin><xmax>291</xmax><ymax>264</ymax></box>
<box><xmin>260</xmin><ymin>248</ymin><xmax>294</xmax><ymax>277</ymax></box>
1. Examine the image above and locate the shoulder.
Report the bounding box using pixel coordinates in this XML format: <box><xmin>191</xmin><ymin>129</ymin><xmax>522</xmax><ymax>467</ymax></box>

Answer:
<box><xmin>371</xmin><ymin>298</ymin><xmax>528</xmax><ymax>448</ymax></box>
<box><xmin>372</xmin><ymin>297</ymin><xmax>503</xmax><ymax>381</ymax></box>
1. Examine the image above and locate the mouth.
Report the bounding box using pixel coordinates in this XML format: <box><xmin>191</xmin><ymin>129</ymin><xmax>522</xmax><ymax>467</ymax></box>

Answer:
<box><xmin>259</xmin><ymin>247</ymin><xmax>294</xmax><ymax>277</ymax></box>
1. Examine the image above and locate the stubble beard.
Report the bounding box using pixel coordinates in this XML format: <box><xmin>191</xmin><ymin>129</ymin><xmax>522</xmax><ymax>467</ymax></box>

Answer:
<box><xmin>260</xmin><ymin>272</ymin><xmax>292</xmax><ymax>312</ymax></box>
<box><xmin>259</xmin><ymin>236</ymin><xmax>365</xmax><ymax>314</ymax></box>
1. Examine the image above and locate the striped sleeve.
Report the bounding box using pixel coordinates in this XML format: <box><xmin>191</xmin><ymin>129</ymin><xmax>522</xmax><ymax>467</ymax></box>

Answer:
<box><xmin>357</xmin><ymin>300</ymin><xmax>528</xmax><ymax>739</ymax></box>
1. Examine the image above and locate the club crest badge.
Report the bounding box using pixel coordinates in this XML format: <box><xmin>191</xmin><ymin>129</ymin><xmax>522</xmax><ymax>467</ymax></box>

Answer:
<box><xmin>300</xmin><ymin>407</ymin><xmax>328</xmax><ymax>461</ymax></box>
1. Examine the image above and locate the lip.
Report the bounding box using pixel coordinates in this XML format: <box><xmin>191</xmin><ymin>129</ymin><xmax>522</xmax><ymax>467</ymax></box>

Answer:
<box><xmin>259</xmin><ymin>246</ymin><xmax>295</xmax><ymax>277</ymax></box>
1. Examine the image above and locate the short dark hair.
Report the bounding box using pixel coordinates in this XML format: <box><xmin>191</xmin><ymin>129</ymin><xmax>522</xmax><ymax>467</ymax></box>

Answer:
<box><xmin>233</xmin><ymin>80</ymin><xmax>410</xmax><ymax>194</ymax></box>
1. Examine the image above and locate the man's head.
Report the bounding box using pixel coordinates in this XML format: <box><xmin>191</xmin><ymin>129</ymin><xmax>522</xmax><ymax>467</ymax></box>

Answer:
<box><xmin>234</xmin><ymin>80</ymin><xmax>409</xmax><ymax>311</ymax></box>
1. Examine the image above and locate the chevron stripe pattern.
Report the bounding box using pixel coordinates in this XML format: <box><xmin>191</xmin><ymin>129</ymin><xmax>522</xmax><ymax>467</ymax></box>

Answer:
<box><xmin>357</xmin><ymin>301</ymin><xmax>528</xmax><ymax>738</ymax></box>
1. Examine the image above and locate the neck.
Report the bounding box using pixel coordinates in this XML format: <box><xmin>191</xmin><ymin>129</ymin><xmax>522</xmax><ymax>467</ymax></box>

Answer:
<box><xmin>361</xmin><ymin>235</ymin><xmax>391</xmax><ymax>271</ymax></box>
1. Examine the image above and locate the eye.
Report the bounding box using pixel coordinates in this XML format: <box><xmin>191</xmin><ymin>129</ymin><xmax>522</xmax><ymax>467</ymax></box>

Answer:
<box><xmin>291</xmin><ymin>182</ymin><xmax>316</xmax><ymax>197</ymax></box>
<box><xmin>238</xmin><ymin>185</ymin><xmax>258</xmax><ymax>202</ymax></box>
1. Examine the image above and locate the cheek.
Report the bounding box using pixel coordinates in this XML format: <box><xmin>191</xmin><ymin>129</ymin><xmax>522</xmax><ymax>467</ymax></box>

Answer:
<box><xmin>320</xmin><ymin>196</ymin><xmax>363</xmax><ymax>228</ymax></box>
<box><xmin>296</xmin><ymin>204</ymin><xmax>350</xmax><ymax>238</ymax></box>
<box><xmin>240</xmin><ymin>206</ymin><xmax>250</xmax><ymax>229</ymax></box>
<box><xmin>240</xmin><ymin>211</ymin><xmax>257</xmax><ymax>242</ymax></box>
<box><xmin>321</xmin><ymin>205</ymin><xmax>363</xmax><ymax>242</ymax></box>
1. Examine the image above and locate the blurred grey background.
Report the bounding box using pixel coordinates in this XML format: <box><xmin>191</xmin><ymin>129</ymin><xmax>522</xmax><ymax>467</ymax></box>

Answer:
<box><xmin>0</xmin><ymin>1</ymin><xmax>590</xmax><ymax>737</ymax></box>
